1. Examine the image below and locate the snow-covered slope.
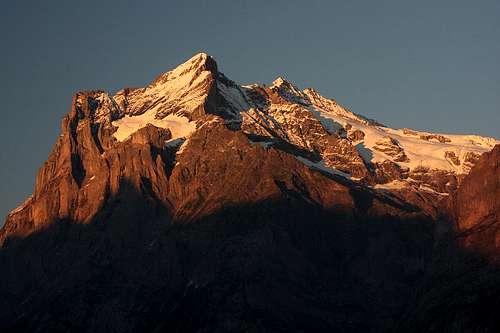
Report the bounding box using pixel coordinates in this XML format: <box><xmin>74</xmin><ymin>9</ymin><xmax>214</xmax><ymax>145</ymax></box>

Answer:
<box><xmin>110</xmin><ymin>53</ymin><xmax>218</xmax><ymax>142</ymax></box>
<box><xmin>113</xmin><ymin>113</ymin><xmax>196</xmax><ymax>142</ymax></box>
<box><xmin>309</xmin><ymin>101</ymin><xmax>496</xmax><ymax>174</ymax></box>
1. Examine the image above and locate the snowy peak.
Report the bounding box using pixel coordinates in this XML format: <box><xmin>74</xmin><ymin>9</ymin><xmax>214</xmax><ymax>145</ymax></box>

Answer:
<box><xmin>151</xmin><ymin>52</ymin><xmax>217</xmax><ymax>86</ymax></box>
<box><xmin>78</xmin><ymin>52</ymin><xmax>498</xmax><ymax>195</ymax></box>
<box><xmin>110</xmin><ymin>53</ymin><xmax>220</xmax><ymax>141</ymax></box>
<box><xmin>270</xmin><ymin>76</ymin><xmax>293</xmax><ymax>89</ymax></box>
<box><xmin>269</xmin><ymin>76</ymin><xmax>308</xmax><ymax>105</ymax></box>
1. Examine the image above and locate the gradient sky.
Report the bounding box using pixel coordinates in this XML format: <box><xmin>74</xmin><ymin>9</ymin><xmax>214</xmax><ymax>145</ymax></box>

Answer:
<box><xmin>1</xmin><ymin>0</ymin><xmax>499</xmax><ymax>225</ymax></box>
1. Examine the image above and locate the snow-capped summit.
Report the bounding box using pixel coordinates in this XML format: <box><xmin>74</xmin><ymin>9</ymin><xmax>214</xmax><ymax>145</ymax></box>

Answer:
<box><xmin>268</xmin><ymin>76</ymin><xmax>309</xmax><ymax>105</ymax></box>
<box><xmin>110</xmin><ymin>53</ymin><xmax>218</xmax><ymax>141</ymax></box>
<box><xmin>150</xmin><ymin>52</ymin><xmax>217</xmax><ymax>86</ymax></box>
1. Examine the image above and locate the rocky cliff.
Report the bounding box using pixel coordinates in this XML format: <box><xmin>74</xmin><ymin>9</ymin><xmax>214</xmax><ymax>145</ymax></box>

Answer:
<box><xmin>452</xmin><ymin>144</ymin><xmax>500</xmax><ymax>257</ymax></box>
<box><xmin>397</xmin><ymin>143</ymin><xmax>500</xmax><ymax>333</ymax></box>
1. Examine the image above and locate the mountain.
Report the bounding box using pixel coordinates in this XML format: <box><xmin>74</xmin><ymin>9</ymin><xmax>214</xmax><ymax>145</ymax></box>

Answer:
<box><xmin>0</xmin><ymin>53</ymin><xmax>498</xmax><ymax>332</ymax></box>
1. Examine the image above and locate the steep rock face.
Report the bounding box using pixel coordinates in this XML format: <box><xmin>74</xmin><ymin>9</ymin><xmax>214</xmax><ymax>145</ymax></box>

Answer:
<box><xmin>372</xmin><ymin>136</ymin><xmax>409</xmax><ymax>162</ymax></box>
<box><xmin>1</xmin><ymin>92</ymin><xmax>109</xmax><ymax>242</ymax></box>
<box><xmin>397</xmin><ymin>144</ymin><xmax>500</xmax><ymax>332</ymax></box>
<box><xmin>452</xmin><ymin>144</ymin><xmax>500</xmax><ymax>256</ymax></box>
<box><xmin>373</xmin><ymin>160</ymin><xmax>409</xmax><ymax>184</ymax></box>
<box><xmin>0</xmin><ymin>93</ymin><xmax>174</xmax><ymax>246</ymax></box>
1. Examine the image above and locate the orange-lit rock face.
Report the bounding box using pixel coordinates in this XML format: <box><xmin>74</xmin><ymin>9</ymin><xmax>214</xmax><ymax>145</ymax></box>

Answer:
<box><xmin>451</xmin><ymin>145</ymin><xmax>500</xmax><ymax>256</ymax></box>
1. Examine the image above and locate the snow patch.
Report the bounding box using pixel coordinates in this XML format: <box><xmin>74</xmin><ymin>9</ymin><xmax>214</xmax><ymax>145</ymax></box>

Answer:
<box><xmin>112</xmin><ymin>112</ymin><xmax>196</xmax><ymax>142</ymax></box>
<box><xmin>296</xmin><ymin>156</ymin><xmax>352</xmax><ymax>179</ymax></box>
<box><xmin>373</xmin><ymin>180</ymin><xmax>409</xmax><ymax>191</ymax></box>
<box><xmin>373</xmin><ymin>180</ymin><xmax>449</xmax><ymax>196</ymax></box>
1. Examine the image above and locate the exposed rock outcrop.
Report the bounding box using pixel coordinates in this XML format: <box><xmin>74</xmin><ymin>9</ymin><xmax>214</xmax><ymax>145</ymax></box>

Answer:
<box><xmin>452</xmin><ymin>144</ymin><xmax>500</xmax><ymax>256</ymax></box>
<box><xmin>419</xmin><ymin>133</ymin><xmax>451</xmax><ymax>143</ymax></box>
<box><xmin>445</xmin><ymin>150</ymin><xmax>461</xmax><ymax>166</ymax></box>
<box><xmin>373</xmin><ymin>136</ymin><xmax>410</xmax><ymax>162</ymax></box>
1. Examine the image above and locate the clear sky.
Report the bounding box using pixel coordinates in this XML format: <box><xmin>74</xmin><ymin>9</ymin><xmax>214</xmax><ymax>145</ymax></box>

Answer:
<box><xmin>1</xmin><ymin>0</ymin><xmax>499</xmax><ymax>225</ymax></box>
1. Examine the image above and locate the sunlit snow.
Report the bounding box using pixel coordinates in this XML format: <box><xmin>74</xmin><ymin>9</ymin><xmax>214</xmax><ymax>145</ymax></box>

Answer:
<box><xmin>112</xmin><ymin>112</ymin><xmax>196</xmax><ymax>142</ymax></box>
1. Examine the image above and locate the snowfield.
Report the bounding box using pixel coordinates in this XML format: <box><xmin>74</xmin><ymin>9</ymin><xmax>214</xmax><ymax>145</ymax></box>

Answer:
<box><xmin>112</xmin><ymin>112</ymin><xmax>196</xmax><ymax>142</ymax></box>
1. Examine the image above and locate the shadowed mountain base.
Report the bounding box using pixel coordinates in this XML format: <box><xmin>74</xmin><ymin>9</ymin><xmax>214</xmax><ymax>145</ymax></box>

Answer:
<box><xmin>1</xmin><ymin>178</ymin><xmax>499</xmax><ymax>332</ymax></box>
<box><xmin>0</xmin><ymin>186</ymin><xmax>427</xmax><ymax>332</ymax></box>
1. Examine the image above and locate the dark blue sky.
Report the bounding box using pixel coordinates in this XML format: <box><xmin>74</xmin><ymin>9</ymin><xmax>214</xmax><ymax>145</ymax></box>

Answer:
<box><xmin>1</xmin><ymin>0</ymin><xmax>499</xmax><ymax>224</ymax></box>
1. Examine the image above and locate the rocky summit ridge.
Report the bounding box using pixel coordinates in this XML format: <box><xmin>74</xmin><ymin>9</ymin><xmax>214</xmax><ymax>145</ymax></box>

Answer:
<box><xmin>0</xmin><ymin>53</ymin><xmax>499</xmax><ymax>332</ymax></box>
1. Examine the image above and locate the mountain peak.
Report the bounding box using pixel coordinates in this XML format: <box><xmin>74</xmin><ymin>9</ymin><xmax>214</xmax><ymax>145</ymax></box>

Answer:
<box><xmin>151</xmin><ymin>52</ymin><xmax>217</xmax><ymax>86</ymax></box>
<box><xmin>109</xmin><ymin>53</ymin><xmax>220</xmax><ymax>137</ymax></box>
<box><xmin>268</xmin><ymin>76</ymin><xmax>308</xmax><ymax>104</ymax></box>
<box><xmin>270</xmin><ymin>76</ymin><xmax>298</xmax><ymax>90</ymax></box>
<box><xmin>173</xmin><ymin>52</ymin><xmax>217</xmax><ymax>74</ymax></box>
<box><xmin>270</xmin><ymin>76</ymin><xmax>288</xmax><ymax>87</ymax></box>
